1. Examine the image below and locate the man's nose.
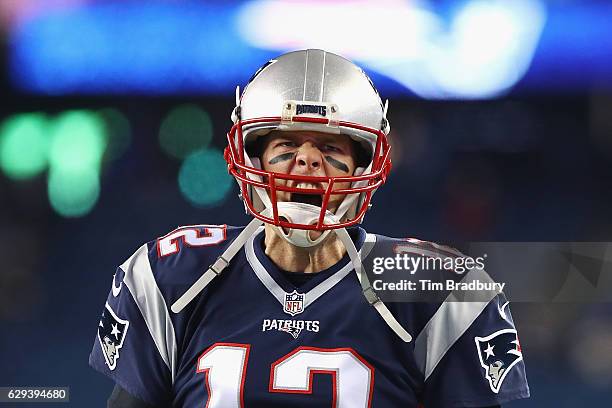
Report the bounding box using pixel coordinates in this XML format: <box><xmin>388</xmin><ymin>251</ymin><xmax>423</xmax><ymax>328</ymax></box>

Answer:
<box><xmin>295</xmin><ymin>143</ymin><xmax>322</xmax><ymax>171</ymax></box>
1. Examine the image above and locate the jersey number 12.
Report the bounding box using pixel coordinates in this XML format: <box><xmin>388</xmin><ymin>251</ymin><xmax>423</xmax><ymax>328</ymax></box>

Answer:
<box><xmin>197</xmin><ymin>343</ymin><xmax>374</xmax><ymax>407</ymax></box>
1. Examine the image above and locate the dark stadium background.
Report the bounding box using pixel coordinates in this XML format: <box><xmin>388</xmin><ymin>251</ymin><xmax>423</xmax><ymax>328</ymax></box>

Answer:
<box><xmin>1</xmin><ymin>1</ymin><xmax>611</xmax><ymax>406</ymax></box>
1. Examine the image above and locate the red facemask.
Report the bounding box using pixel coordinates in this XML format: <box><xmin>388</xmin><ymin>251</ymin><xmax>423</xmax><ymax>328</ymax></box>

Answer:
<box><xmin>225</xmin><ymin>115</ymin><xmax>392</xmax><ymax>231</ymax></box>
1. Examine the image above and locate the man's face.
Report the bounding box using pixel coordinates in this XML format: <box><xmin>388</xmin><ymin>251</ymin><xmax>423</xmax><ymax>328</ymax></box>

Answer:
<box><xmin>260</xmin><ymin>131</ymin><xmax>357</xmax><ymax>212</ymax></box>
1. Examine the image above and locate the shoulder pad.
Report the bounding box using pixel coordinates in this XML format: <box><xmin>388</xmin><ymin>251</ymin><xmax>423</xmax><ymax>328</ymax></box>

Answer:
<box><xmin>374</xmin><ymin>234</ymin><xmax>465</xmax><ymax>257</ymax></box>
<box><xmin>372</xmin><ymin>234</ymin><xmax>473</xmax><ymax>277</ymax></box>
<box><xmin>144</xmin><ymin>224</ymin><xmax>244</xmax><ymax>284</ymax></box>
<box><xmin>394</xmin><ymin>237</ymin><xmax>465</xmax><ymax>258</ymax></box>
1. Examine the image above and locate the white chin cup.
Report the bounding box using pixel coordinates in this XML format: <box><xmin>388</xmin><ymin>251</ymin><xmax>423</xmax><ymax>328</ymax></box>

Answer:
<box><xmin>263</xmin><ymin>202</ymin><xmax>341</xmax><ymax>248</ymax></box>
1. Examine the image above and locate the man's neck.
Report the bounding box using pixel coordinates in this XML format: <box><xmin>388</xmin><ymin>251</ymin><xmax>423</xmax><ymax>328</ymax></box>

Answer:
<box><xmin>263</xmin><ymin>224</ymin><xmax>346</xmax><ymax>273</ymax></box>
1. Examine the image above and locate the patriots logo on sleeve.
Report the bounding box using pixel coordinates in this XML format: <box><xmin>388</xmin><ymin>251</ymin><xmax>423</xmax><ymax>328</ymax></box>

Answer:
<box><xmin>475</xmin><ymin>329</ymin><xmax>523</xmax><ymax>393</ymax></box>
<box><xmin>97</xmin><ymin>303</ymin><xmax>130</xmax><ymax>370</ymax></box>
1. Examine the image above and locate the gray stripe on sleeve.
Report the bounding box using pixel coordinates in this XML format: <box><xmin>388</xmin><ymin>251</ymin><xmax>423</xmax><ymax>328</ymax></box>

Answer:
<box><xmin>414</xmin><ymin>268</ymin><xmax>500</xmax><ymax>380</ymax></box>
<box><xmin>121</xmin><ymin>244</ymin><xmax>178</xmax><ymax>383</ymax></box>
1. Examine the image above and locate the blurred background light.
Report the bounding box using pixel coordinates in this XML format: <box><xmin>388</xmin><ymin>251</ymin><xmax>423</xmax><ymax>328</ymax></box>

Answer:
<box><xmin>7</xmin><ymin>0</ymin><xmax>612</xmax><ymax>98</ymax></box>
<box><xmin>47</xmin><ymin>166</ymin><xmax>100</xmax><ymax>217</ymax></box>
<box><xmin>178</xmin><ymin>148</ymin><xmax>233</xmax><ymax>207</ymax></box>
<box><xmin>98</xmin><ymin>108</ymin><xmax>132</xmax><ymax>162</ymax></box>
<box><xmin>237</xmin><ymin>0</ymin><xmax>440</xmax><ymax>60</ymax></box>
<box><xmin>48</xmin><ymin>110</ymin><xmax>106</xmax><ymax>172</ymax></box>
<box><xmin>47</xmin><ymin>110</ymin><xmax>107</xmax><ymax>217</ymax></box>
<box><xmin>159</xmin><ymin>104</ymin><xmax>213</xmax><ymax>160</ymax></box>
<box><xmin>9</xmin><ymin>2</ymin><xmax>266</xmax><ymax>95</ymax></box>
<box><xmin>238</xmin><ymin>0</ymin><xmax>545</xmax><ymax>99</ymax></box>
<box><xmin>425</xmin><ymin>0</ymin><xmax>545</xmax><ymax>98</ymax></box>
<box><xmin>0</xmin><ymin>112</ymin><xmax>49</xmax><ymax>180</ymax></box>
<box><xmin>0</xmin><ymin>0</ymin><xmax>90</xmax><ymax>32</ymax></box>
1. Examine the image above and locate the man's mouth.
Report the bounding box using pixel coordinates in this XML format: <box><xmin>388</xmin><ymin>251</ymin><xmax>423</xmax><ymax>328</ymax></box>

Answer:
<box><xmin>290</xmin><ymin>182</ymin><xmax>324</xmax><ymax>207</ymax></box>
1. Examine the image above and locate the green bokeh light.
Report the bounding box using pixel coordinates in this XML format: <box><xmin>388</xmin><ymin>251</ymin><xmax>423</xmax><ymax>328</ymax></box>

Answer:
<box><xmin>48</xmin><ymin>167</ymin><xmax>100</xmax><ymax>218</ymax></box>
<box><xmin>0</xmin><ymin>113</ymin><xmax>49</xmax><ymax>180</ymax></box>
<box><xmin>159</xmin><ymin>104</ymin><xmax>213</xmax><ymax>159</ymax></box>
<box><xmin>178</xmin><ymin>148</ymin><xmax>233</xmax><ymax>207</ymax></box>
<box><xmin>49</xmin><ymin>110</ymin><xmax>106</xmax><ymax>172</ymax></box>
<box><xmin>98</xmin><ymin>108</ymin><xmax>132</xmax><ymax>161</ymax></box>
<box><xmin>47</xmin><ymin>110</ymin><xmax>107</xmax><ymax>218</ymax></box>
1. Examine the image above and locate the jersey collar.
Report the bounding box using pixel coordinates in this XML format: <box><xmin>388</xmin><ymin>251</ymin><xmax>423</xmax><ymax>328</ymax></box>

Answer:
<box><xmin>245</xmin><ymin>226</ymin><xmax>374</xmax><ymax>312</ymax></box>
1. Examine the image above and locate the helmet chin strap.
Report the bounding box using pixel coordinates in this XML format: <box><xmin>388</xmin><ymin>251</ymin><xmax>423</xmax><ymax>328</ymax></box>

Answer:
<box><xmin>335</xmin><ymin>228</ymin><xmax>413</xmax><ymax>343</ymax></box>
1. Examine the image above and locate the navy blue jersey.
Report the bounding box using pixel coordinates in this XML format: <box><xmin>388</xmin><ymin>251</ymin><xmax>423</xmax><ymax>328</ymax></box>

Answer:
<box><xmin>90</xmin><ymin>224</ymin><xmax>529</xmax><ymax>407</ymax></box>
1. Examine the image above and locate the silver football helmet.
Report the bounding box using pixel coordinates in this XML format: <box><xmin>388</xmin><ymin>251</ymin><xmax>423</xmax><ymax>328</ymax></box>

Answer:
<box><xmin>225</xmin><ymin>49</ymin><xmax>392</xmax><ymax>247</ymax></box>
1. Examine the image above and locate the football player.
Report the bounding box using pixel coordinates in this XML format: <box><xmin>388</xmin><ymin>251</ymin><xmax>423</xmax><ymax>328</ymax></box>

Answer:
<box><xmin>90</xmin><ymin>49</ymin><xmax>529</xmax><ymax>407</ymax></box>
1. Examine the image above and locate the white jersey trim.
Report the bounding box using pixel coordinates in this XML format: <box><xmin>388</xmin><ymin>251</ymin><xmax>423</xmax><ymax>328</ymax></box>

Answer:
<box><xmin>120</xmin><ymin>243</ymin><xmax>178</xmax><ymax>383</ymax></box>
<box><xmin>245</xmin><ymin>227</ymin><xmax>376</xmax><ymax>310</ymax></box>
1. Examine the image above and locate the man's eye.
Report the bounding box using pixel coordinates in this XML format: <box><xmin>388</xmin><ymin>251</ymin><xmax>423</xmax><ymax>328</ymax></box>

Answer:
<box><xmin>277</xmin><ymin>141</ymin><xmax>296</xmax><ymax>148</ymax></box>
<box><xmin>324</xmin><ymin>144</ymin><xmax>340</xmax><ymax>152</ymax></box>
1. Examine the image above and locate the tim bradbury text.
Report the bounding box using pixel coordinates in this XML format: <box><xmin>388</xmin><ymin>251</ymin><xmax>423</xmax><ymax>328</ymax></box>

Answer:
<box><xmin>372</xmin><ymin>279</ymin><xmax>506</xmax><ymax>292</ymax></box>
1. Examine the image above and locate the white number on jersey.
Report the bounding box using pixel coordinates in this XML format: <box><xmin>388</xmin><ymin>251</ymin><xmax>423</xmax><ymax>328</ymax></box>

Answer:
<box><xmin>157</xmin><ymin>225</ymin><xmax>226</xmax><ymax>257</ymax></box>
<box><xmin>197</xmin><ymin>344</ymin><xmax>374</xmax><ymax>408</ymax></box>
<box><xmin>197</xmin><ymin>343</ymin><xmax>250</xmax><ymax>408</ymax></box>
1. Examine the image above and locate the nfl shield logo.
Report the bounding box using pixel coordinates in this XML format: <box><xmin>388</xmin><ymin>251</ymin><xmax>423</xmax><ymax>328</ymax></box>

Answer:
<box><xmin>284</xmin><ymin>290</ymin><xmax>304</xmax><ymax>316</ymax></box>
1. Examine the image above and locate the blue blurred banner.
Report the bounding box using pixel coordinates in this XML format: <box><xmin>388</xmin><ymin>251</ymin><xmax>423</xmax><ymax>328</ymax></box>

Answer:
<box><xmin>8</xmin><ymin>0</ymin><xmax>612</xmax><ymax>99</ymax></box>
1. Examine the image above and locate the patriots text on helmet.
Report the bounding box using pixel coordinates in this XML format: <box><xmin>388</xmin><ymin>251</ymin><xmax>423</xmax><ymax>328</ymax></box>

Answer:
<box><xmin>295</xmin><ymin>104</ymin><xmax>327</xmax><ymax>116</ymax></box>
